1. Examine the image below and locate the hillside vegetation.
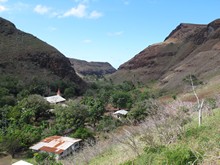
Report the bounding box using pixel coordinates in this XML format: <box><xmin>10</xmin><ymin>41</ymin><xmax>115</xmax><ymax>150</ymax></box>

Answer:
<box><xmin>1</xmin><ymin>17</ymin><xmax>220</xmax><ymax>165</ymax></box>
<box><xmin>67</xmin><ymin>100</ymin><xmax>220</xmax><ymax>165</ymax></box>
<box><xmin>110</xmin><ymin>19</ymin><xmax>220</xmax><ymax>93</ymax></box>
<box><xmin>0</xmin><ymin>17</ymin><xmax>86</xmax><ymax>94</ymax></box>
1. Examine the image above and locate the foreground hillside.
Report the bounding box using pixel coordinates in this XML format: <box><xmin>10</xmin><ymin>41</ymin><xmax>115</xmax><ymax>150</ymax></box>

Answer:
<box><xmin>66</xmin><ymin>101</ymin><xmax>220</xmax><ymax>165</ymax></box>
<box><xmin>69</xmin><ymin>58</ymin><xmax>116</xmax><ymax>77</ymax></box>
<box><xmin>110</xmin><ymin>19</ymin><xmax>220</xmax><ymax>92</ymax></box>
<box><xmin>0</xmin><ymin>17</ymin><xmax>86</xmax><ymax>94</ymax></box>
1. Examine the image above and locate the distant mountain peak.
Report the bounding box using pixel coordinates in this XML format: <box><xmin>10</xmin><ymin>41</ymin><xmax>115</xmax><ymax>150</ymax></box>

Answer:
<box><xmin>164</xmin><ymin>23</ymin><xmax>206</xmax><ymax>42</ymax></box>
<box><xmin>110</xmin><ymin>19</ymin><xmax>220</xmax><ymax>92</ymax></box>
<box><xmin>207</xmin><ymin>19</ymin><xmax>220</xmax><ymax>33</ymax></box>
<box><xmin>0</xmin><ymin>17</ymin><xmax>17</xmax><ymax>35</ymax></box>
<box><xmin>69</xmin><ymin>58</ymin><xmax>116</xmax><ymax>77</ymax></box>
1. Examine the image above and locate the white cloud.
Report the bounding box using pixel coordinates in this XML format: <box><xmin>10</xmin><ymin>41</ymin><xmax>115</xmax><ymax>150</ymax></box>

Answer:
<box><xmin>89</xmin><ymin>10</ymin><xmax>102</xmax><ymax>19</ymax></box>
<box><xmin>34</xmin><ymin>5</ymin><xmax>50</xmax><ymax>15</ymax></box>
<box><xmin>48</xmin><ymin>27</ymin><xmax>57</xmax><ymax>31</ymax></box>
<box><xmin>61</xmin><ymin>3</ymin><xmax>102</xmax><ymax>19</ymax></box>
<box><xmin>0</xmin><ymin>5</ymin><xmax>7</xmax><ymax>12</ymax></box>
<box><xmin>63</xmin><ymin>4</ymin><xmax>87</xmax><ymax>18</ymax></box>
<box><xmin>0</xmin><ymin>0</ymin><xmax>7</xmax><ymax>3</ymax></box>
<box><xmin>83</xmin><ymin>39</ymin><xmax>92</xmax><ymax>43</ymax></box>
<box><xmin>123</xmin><ymin>0</ymin><xmax>130</xmax><ymax>5</ymax></box>
<box><xmin>107</xmin><ymin>31</ymin><xmax>124</xmax><ymax>36</ymax></box>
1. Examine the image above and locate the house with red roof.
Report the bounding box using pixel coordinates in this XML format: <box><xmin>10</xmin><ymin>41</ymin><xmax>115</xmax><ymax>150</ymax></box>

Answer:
<box><xmin>30</xmin><ymin>136</ymin><xmax>81</xmax><ymax>160</ymax></box>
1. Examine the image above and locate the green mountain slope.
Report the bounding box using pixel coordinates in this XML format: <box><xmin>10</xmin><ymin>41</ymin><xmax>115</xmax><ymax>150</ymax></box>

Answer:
<box><xmin>0</xmin><ymin>17</ymin><xmax>86</xmax><ymax>93</ymax></box>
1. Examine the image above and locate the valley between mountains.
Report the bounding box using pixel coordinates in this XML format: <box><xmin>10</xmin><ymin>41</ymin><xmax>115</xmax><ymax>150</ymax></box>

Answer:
<box><xmin>0</xmin><ymin>17</ymin><xmax>220</xmax><ymax>164</ymax></box>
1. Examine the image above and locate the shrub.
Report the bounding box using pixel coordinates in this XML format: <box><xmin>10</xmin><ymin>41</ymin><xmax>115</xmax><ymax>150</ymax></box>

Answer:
<box><xmin>162</xmin><ymin>145</ymin><xmax>201</xmax><ymax>165</ymax></box>
<box><xmin>71</xmin><ymin>127</ymin><xmax>94</xmax><ymax>140</ymax></box>
<box><xmin>120</xmin><ymin>160</ymin><xmax>133</xmax><ymax>165</ymax></box>
<box><xmin>183</xmin><ymin>74</ymin><xmax>203</xmax><ymax>86</ymax></box>
<box><xmin>205</xmin><ymin>97</ymin><xmax>217</xmax><ymax>109</ymax></box>
<box><xmin>97</xmin><ymin>116</ymin><xmax>121</xmax><ymax>132</ymax></box>
<box><xmin>34</xmin><ymin>152</ymin><xmax>61</xmax><ymax>165</ymax></box>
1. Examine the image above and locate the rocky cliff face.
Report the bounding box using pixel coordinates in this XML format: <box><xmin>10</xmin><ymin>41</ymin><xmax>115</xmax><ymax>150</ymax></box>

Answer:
<box><xmin>69</xmin><ymin>58</ymin><xmax>116</xmax><ymax>77</ymax></box>
<box><xmin>0</xmin><ymin>17</ymin><xmax>86</xmax><ymax>92</ymax></box>
<box><xmin>111</xmin><ymin>19</ymin><xmax>220</xmax><ymax>91</ymax></box>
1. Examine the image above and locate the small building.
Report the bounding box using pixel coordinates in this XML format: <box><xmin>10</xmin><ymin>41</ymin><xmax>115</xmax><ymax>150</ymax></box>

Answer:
<box><xmin>44</xmin><ymin>89</ymin><xmax>66</xmax><ymax>104</ymax></box>
<box><xmin>30</xmin><ymin>136</ymin><xmax>81</xmax><ymax>160</ymax></box>
<box><xmin>44</xmin><ymin>95</ymin><xmax>66</xmax><ymax>104</ymax></box>
<box><xmin>12</xmin><ymin>160</ymin><xmax>33</xmax><ymax>165</ymax></box>
<box><xmin>113</xmin><ymin>109</ymin><xmax>128</xmax><ymax>118</ymax></box>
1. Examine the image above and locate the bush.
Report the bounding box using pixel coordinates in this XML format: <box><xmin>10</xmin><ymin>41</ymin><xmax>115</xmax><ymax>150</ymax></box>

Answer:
<box><xmin>120</xmin><ymin>160</ymin><xmax>133</xmax><ymax>165</ymax></box>
<box><xmin>184</xmin><ymin>125</ymin><xmax>207</xmax><ymax>139</ymax></box>
<box><xmin>97</xmin><ymin>116</ymin><xmax>121</xmax><ymax>132</ymax></box>
<box><xmin>206</xmin><ymin>97</ymin><xmax>217</xmax><ymax>109</ymax></box>
<box><xmin>71</xmin><ymin>127</ymin><xmax>94</xmax><ymax>140</ymax></box>
<box><xmin>144</xmin><ymin>145</ymin><xmax>165</xmax><ymax>154</ymax></box>
<box><xmin>183</xmin><ymin>74</ymin><xmax>203</xmax><ymax>86</ymax></box>
<box><xmin>34</xmin><ymin>152</ymin><xmax>61</xmax><ymax>165</ymax></box>
<box><xmin>162</xmin><ymin>145</ymin><xmax>201</xmax><ymax>165</ymax></box>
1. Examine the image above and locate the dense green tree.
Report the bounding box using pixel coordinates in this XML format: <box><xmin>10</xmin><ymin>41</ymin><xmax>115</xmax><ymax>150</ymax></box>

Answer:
<box><xmin>54</xmin><ymin>101</ymin><xmax>88</xmax><ymax>134</ymax></box>
<box><xmin>0</xmin><ymin>128</ymin><xmax>22</xmax><ymax>157</ymax></box>
<box><xmin>117</xmin><ymin>81</ymin><xmax>135</xmax><ymax>92</ymax></box>
<box><xmin>11</xmin><ymin>94</ymin><xmax>51</xmax><ymax>124</ymax></box>
<box><xmin>0</xmin><ymin>123</ymin><xmax>42</xmax><ymax>157</ymax></box>
<box><xmin>110</xmin><ymin>91</ymin><xmax>132</xmax><ymax>109</ymax></box>
<box><xmin>64</xmin><ymin>86</ymin><xmax>76</xmax><ymax>98</ymax></box>
<box><xmin>97</xmin><ymin>116</ymin><xmax>121</xmax><ymax>132</ymax></box>
<box><xmin>128</xmin><ymin>100</ymin><xmax>159</xmax><ymax>123</ymax></box>
<box><xmin>84</xmin><ymin>97</ymin><xmax>105</xmax><ymax>127</ymax></box>
<box><xmin>71</xmin><ymin>127</ymin><xmax>94</xmax><ymax>140</ymax></box>
<box><xmin>0</xmin><ymin>76</ymin><xmax>21</xmax><ymax>96</ymax></box>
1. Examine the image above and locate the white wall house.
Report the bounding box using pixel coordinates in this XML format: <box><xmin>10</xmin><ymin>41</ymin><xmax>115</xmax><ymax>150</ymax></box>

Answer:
<box><xmin>44</xmin><ymin>95</ymin><xmax>66</xmax><ymax>104</ymax></box>
<box><xmin>44</xmin><ymin>89</ymin><xmax>66</xmax><ymax>104</ymax></box>
<box><xmin>30</xmin><ymin>136</ymin><xmax>81</xmax><ymax>160</ymax></box>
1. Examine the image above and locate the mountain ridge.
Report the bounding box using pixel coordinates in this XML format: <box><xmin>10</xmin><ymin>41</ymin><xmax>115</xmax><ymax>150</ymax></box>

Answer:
<box><xmin>0</xmin><ymin>17</ymin><xmax>86</xmax><ymax>93</ymax></box>
<box><xmin>69</xmin><ymin>58</ymin><xmax>116</xmax><ymax>77</ymax></box>
<box><xmin>110</xmin><ymin>19</ymin><xmax>220</xmax><ymax>91</ymax></box>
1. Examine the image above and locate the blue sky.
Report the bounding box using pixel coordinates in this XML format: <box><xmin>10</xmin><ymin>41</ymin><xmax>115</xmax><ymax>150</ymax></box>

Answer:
<box><xmin>0</xmin><ymin>0</ymin><xmax>220</xmax><ymax>68</ymax></box>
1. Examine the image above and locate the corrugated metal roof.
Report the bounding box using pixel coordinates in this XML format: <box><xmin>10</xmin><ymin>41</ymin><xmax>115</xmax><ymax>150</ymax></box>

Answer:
<box><xmin>30</xmin><ymin>136</ymin><xmax>81</xmax><ymax>155</ymax></box>
<box><xmin>44</xmin><ymin>95</ymin><xmax>66</xmax><ymax>104</ymax></box>
<box><xmin>113</xmin><ymin>110</ymin><xmax>128</xmax><ymax>115</ymax></box>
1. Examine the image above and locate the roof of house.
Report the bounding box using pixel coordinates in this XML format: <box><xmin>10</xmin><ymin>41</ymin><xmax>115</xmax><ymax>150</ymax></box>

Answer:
<box><xmin>113</xmin><ymin>110</ymin><xmax>128</xmax><ymax>115</ymax></box>
<box><xmin>12</xmin><ymin>160</ymin><xmax>33</xmax><ymax>165</ymax></box>
<box><xmin>44</xmin><ymin>95</ymin><xmax>66</xmax><ymax>104</ymax></box>
<box><xmin>30</xmin><ymin>136</ymin><xmax>81</xmax><ymax>155</ymax></box>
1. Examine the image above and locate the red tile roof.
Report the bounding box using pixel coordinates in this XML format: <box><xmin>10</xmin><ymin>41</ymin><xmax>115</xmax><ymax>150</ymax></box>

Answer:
<box><xmin>30</xmin><ymin>136</ymin><xmax>81</xmax><ymax>155</ymax></box>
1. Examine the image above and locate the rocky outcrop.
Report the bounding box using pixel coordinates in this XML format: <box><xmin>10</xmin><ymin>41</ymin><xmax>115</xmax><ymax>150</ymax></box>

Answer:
<box><xmin>69</xmin><ymin>58</ymin><xmax>116</xmax><ymax>77</ymax></box>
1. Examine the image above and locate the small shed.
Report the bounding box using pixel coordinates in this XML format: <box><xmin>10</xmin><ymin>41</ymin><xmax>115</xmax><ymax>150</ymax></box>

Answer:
<box><xmin>44</xmin><ymin>95</ymin><xmax>66</xmax><ymax>104</ymax></box>
<box><xmin>30</xmin><ymin>136</ymin><xmax>81</xmax><ymax>160</ymax></box>
<box><xmin>113</xmin><ymin>109</ymin><xmax>128</xmax><ymax>118</ymax></box>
